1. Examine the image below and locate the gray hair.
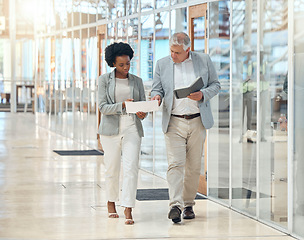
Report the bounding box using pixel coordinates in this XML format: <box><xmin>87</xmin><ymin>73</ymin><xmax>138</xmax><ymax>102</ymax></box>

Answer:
<box><xmin>169</xmin><ymin>32</ymin><xmax>191</xmax><ymax>51</ymax></box>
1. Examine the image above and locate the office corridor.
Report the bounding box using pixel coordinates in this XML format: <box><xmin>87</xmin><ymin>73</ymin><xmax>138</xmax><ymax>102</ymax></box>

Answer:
<box><xmin>0</xmin><ymin>112</ymin><xmax>296</xmax><ymax>240</ymax></box>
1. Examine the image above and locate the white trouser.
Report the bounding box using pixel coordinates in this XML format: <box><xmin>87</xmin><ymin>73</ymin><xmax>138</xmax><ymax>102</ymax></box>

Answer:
<box><xmin>100</xmin><ymin>115</ymin><xmax>142</xmax><ymax>208</ymax></box>
<box><xmin>165</xmin><ymin>116</ymin><xmax>206</xmax><ymax>209</ymax></box>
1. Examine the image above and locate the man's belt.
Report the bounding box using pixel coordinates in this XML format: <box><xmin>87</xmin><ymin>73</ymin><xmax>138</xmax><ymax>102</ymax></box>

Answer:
<box><xmin>171</xmin><ymin>113</ymin><xmax>200</xmax><ymax>120</ymax></box>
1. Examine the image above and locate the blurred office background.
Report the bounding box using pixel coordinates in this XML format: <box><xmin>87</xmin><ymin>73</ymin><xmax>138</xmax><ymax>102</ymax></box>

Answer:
<box><xmin>0</xmin><ymin>0</ymin><xmax>303</xmax><ymax>238</ymax></box>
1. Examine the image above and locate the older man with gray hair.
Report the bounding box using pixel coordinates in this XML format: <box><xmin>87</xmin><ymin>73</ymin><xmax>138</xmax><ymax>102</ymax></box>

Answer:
<box><xmin>151</xmin><ymin>32</ymin><xmax>220</xmax><ymax>223</ymax></box>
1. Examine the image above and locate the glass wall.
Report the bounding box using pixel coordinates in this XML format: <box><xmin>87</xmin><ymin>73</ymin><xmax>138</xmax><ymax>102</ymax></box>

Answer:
<box><xmin>117</xmin><ymin>20</ymin><xmax>127</xmax><ymax>42</ymax></box>
<box><xmin>172</xmin><ymin>0</ymin><xmax>186</xmax><ymax>4</ymax></box>
<box><xmin>44</xmin><ymin>37</ymin><xmax>52</xmax><ymax>118</ymax></box>
<box><xmin>128</xmin><ymin>18</ymin><xmax>139</xmax><ymax>75</ymax></box>
<box><xmin>53</xmin><ymin>36</ymin><xmax>64</xmax><ymax>133</ymax></box>
<box><xmin>156</xmin><ymin>0</ymin><xmax>169</xmax><ymax>9</ymax></box>
<box><xmin>153</xmin><ymin>11</ymin><xmax>170</xmax><ymax>178</ymax></box>
<box><xmin>141</xmin><ymin>0</ymin><xmax>153</xmax><ymax>12</ymax></box>
<box><xmin>259</xmin><ymin>0</ymin><xmax>288</xmax><ymax>227</ymax></box>
<box><xmin>37</xmin><ymin>38</ymin><xmax>46</xmax><ymax>113</ymax></box>
<box><xmin>80</xmin><ymin>1</ymin><xmax>88</xmax><ymax>24</ymax></box>
<box><xmin>140</xmin><ymin>13</ymin><xmax>154</xmax><ymax>172</ymax></box>
<box><xmin>73</xmin><ymin>0</ymin><xmax>80</xmax><ymax>26</ymax></box>
<box><xmin>82</xmin><ymin>31</ymin><xmax>98</xmax><ymax>147</ymax></box>
<box><xmin>231</xmin><ymin>0</ymin><xmax>257</xmax><ymax>217</ymax></box>
<box><xmin>171</xmin><ymin>7</ymin><xmax>187</xmax><ymax>34</ymax></box>
<box><xmin>97</xmin><ymin>0</ymin><xmax>107</xmax><ymax>20</ymax></box>
<box><xmin>208</xmin><ymin>0</ymin><xmax>230</xmax><ymax>205</ymax></box>
<box><xmin>155</xmin><ymin>12</ymin><xmax>170</xmax><ymax>62</ymax></box>
<box><xmin>128</xmin><ymin>0</ymin><xmax>139</xmax><ymax>14</ymax></box>
<box><xmin>140</xmin><ymin>14</ymin><xmax>154</xmax><ymax>83</ymax></box>
<box><xmin>88</xmin><ymin>1</ymin><xmax>97</xmax><ymax>23</ymax></box>
<box><xmin>293</xmin><ymin>0</ymin><xmax>304</xmax><ymax>237</ymax></box>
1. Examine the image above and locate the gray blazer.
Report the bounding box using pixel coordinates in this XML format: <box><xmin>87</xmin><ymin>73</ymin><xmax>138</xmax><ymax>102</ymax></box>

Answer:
<box><xmin>151</xmin><ymin>51</ymin><xmax>221</xmax><ymax>133</ymax></box>
<box><xmin>98</xmin><ymin>70</ymin><xmax>146</xmax><ymax>137</ymax></box>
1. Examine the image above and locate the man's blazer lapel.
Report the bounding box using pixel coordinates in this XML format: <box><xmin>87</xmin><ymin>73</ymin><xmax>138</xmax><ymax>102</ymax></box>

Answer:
<box><xmin>192</xmin><ymin>53</ymin><xmax>200</xmax><ymax>78</ymax></box>
<box><xmin>168</xmin><ymin>60</ymin><xmax>174</xmax><ymax>92</ymax></box>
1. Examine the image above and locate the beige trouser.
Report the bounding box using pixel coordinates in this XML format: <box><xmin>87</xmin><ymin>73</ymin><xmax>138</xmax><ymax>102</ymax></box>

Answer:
<box><xmin>165</xmin><ymin>115</ymin><xmax>206</xmax><ymax>209</ymax></box>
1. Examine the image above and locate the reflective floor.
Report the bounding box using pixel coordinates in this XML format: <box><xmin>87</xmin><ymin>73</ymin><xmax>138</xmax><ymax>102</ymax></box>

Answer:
<box><xmin>0</xmin><ymin>112</ymin><xmax>296</xmax><ymax>240</ymax></box>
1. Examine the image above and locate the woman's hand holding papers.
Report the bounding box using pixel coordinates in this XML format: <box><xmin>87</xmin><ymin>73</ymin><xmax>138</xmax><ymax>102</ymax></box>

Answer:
<box><xmin>122</xmin><ymin>99</ymin><xmax>134</xmax><ymax>109</ymax></box>
<box><xmin>136</xmin><ymin>111</ymin><xmax>147</xmax><ymax>119</ymax></box>
<box><xmin>123</xmin><ymin>99</ymin><xmax>147</xmax><ymax>119</ymax></box>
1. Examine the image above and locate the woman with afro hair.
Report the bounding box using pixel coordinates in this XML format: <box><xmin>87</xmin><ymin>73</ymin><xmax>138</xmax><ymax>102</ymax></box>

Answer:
<box><xmin>98</xmin><ymin>42</ymin><xmax>147</xmax><ymax>225</ymax></box>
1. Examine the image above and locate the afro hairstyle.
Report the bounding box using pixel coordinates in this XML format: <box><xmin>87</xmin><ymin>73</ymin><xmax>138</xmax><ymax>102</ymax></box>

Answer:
<box><xmin>105</xmin><ymin>42</ymin><xmax>134</xmax><ymax>67</ymax></box>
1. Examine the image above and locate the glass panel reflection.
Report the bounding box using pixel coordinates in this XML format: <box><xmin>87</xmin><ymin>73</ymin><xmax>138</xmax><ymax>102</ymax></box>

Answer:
<box><xmin>117</xmin><ymin>0</ymin><xmax>127</xmax><ymax>17</ymax></box>
<box><xmin>73</xmin><ymin>0</ymin><xmax>80</xmax><ymax>26</ymax></box>
<box><xmin>37</xmin><ymin>38</ymin><xmax>46</xmax><ymax>113</ymax></box>
<box><xmin>208</xmin><ymin>1</ymin><xmax>230</xmax><ymax>205</ymax></box>
<box><xmin>140</xmin><ymin>14</ymin><xmax>154</xmax><ymax>173</ymax></box>
<box><xmin>293</xmin><ymin>0</ymin><xmax>304</xmax><ymax>237</ymax></box>
<box><xmin>44</xmin><ymin>38</ymin><xmax>52</xmax><ymax>115</ymax></box>
<box><xmin>73</xmin><ymin>31</ymin><xmax>81</xmax><ymax>116</ymax></box>
<box><xmin>171</xmin><ymin>0</ymin><xmax>186</xmax><ymax>5</ymax></box>
<box><xmin>67</xmin><ymin>0</ymin><xmax>73</xmax><ymax>28</ymax></box>
<box><xmin>97</xmin><ymin>0</ymin><xmax>107</xmax><ymax>20</ymax></box>
<box><xmin>193</xmin><ymin>17</ymin><xmax>205</xmax><ymax>52</ymax></box>
<box><xmin>154</xmin><ymin>11</ymin><xmax>169</xmax><ymax>178</ymax></box>
<box><xmin>171</xmin><ymin>7</ymin><xmax>187</xmax><ymax>34</ymax></box>
<box><xmin>259</xmin><ymin>0</ymin><xmax>288</xmax><ymax>228</ymax></box>
<box><xmin>117</xmin><ymin>20</ymin><xmax>127</xmax><ymax>42</ymax></box>
<box><xmin>81</xmin><ymin>28</ymin><xmax>88</xmax><ymax>115</ymax></box>
<box><xmin>85</xmin><ymin>35</ymin><xmax>98</xmax><ymax>146</ymax></box>
<box><xmin>88</xmin><ymin>1</ymin><xmax>97</xmax><ymax>23</ymax></box>
<box><xmin>108</xmin><ymin>1</ymin><xmax>117</xmax><ymax>20</ymax></box>
<box><xmin>155</xmin><ymin>12</ymin><xmax>169</xmax><ymax>61</ymax></box>
<box><xmin>80</xmin><ymin>1</ymin><xmax>88</xmax><ymax>24</ymax></box>
<box><xmin>107</xmin><ymin>22</ymin><xmax>116</xmax><ymax>43</ymax></box>
<box><xmin>128</xmin><ymin>0</ymin><xmax>139</xmax><ymax>14</ymax></box>
<box><xmin>61</xmin><ymin>37</ymin><xmax>73</xmax><ymax>117</ymax></box>
<box><xmin>54</xmin><ymin>0</ymin><xmax>66</xmax><ymax>29</ymax></box>
<box><xmin>140</xmin><ymin>14</ymin><xmax>154</xmax><ymax>83</ymax></box>
<box><xmin>107</xmin><ymin>22</ymin><xmax>116</xmax><ymax>73</ymax></box>
<box><xmin>129</xmin><ymin>18</ymin><xmax>139</xmax><ymax>75</ymax></box>
<box><xmin>156</xmin><ymin>0</ymin><xmax>169</xmax><ymax>9</ymax></box>
<box><xmin>232</xmin><ymin>0</ymin><xmax>257</xmax><ymax>216</ymax></box>
<box><xmin>141</xmin><ymin>0</ymin><xmax>153</xmax><ymax>12</ymax></box>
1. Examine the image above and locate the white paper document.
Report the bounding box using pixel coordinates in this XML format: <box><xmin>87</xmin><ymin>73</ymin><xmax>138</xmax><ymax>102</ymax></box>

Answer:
<box><xmin>125</xmin><ymin>100</ymin><xmax>159</xmax><ymax>113</ymax></box>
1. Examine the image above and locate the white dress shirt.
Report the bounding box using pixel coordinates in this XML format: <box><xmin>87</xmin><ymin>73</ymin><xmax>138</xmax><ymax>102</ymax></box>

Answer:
<box><xmin>171</xmin><ymin>54</ymin><xmax>200</xmax><ymax>115</ymax></box>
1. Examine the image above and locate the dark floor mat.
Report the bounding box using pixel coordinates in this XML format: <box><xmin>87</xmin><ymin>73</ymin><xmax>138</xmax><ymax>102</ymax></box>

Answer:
<box><xmin>53</xmin><ymin>150</ymin><xmax>104</xmax><ymax>156</ymax></box>
<box><xmin>136</xmin><ymin>188</ymin><xmax>206</xmax><ymax>201</ymax></box>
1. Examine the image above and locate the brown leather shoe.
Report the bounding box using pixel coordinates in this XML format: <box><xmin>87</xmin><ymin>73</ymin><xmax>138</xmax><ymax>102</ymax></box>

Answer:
<box><xmin>182</xmin><ymin>206</ymin><xmax>195</xmax><ymax>219</ymax></box>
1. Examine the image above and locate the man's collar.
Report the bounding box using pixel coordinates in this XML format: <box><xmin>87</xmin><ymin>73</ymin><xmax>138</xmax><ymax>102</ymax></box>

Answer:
<box><xmin>184</xmin><ymin>51</ymin><xmax>192</xmax><ymax>62</ymax></box>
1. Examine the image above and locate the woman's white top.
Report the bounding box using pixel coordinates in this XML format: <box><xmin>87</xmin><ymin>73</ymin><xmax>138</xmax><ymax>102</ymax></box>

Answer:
<box><xmin>115</xmin><ymin>77</ymin><xmax>130</xmax><ymax>103</ymax></box>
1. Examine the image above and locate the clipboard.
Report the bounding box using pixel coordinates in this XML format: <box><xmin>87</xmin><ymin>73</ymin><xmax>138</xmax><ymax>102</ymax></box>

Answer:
<box><xmin>173</xmin><ymin>76</ymin><xmax>204</xmax><ymax>99</ymax></box>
